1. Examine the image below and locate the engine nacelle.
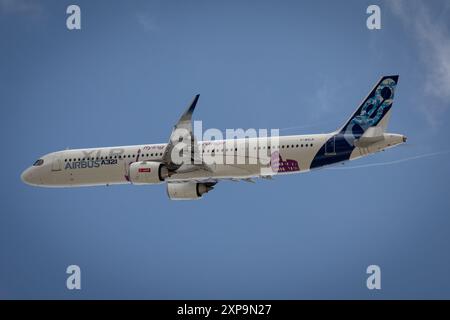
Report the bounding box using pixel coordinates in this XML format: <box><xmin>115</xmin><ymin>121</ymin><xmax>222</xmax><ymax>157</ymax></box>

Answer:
<box><xmin>166</xmin><ymin>181</ymin><xmax>215</xmax><ymax>200</ymax></box>
<box><xmin>129</xmin><ymin>161</ymin><xmax>169</xmax><ymax>184</ymax></box>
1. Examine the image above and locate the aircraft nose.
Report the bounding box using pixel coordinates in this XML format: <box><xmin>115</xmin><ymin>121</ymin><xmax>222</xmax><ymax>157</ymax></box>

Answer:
<box><xmin>402</xmin><ymin>135</ymin><xmax>407</xmax><ymax>143</ymax></box>
<box><xmin>21</xmin><ymin>168</ymin><xmax>37</xmax><ymax>186</ymax></box>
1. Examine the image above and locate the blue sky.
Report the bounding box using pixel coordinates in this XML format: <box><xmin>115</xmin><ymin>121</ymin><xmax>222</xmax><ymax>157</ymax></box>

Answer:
<box><xmin>1</xmin><ymin>0</ymin><xmax>450</xmax><ymax>299</ymax></box>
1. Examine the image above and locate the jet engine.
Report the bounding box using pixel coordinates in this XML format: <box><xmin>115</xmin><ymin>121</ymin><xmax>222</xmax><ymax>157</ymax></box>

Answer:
<box><xmin>166</xmin><ymin>181</ymin><xmax>216</xmax><ymax>200</ymax></box>
<box><xmin>129</xmin><ymin>161</ymin><xmax>169</xmax><ymax>184</ymax></box>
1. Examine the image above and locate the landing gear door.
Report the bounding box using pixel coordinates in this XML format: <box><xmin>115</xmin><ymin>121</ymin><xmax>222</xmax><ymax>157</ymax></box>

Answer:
<box><xmin>325</xmin><ymin>136</ymin><xmax>336</xmax><ymax>156</ymax></box>
<box><xmin>51</xmin><ymin>155</ymin><xmax>62</xmax><ymax>171</ymax></box>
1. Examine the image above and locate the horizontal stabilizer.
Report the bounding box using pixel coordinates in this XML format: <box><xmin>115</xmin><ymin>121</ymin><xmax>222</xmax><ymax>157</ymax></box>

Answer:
<box><xmin>353</xmin><ymin>127</ymin><xmax>384</xmax><ymax>147</ymax></box>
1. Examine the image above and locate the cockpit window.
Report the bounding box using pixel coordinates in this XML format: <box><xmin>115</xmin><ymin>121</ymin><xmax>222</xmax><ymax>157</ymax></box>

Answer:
<box><xmin>33</xmin><ymin>159</ymin><xmax>44</xmax><ymax>166</ymax></box>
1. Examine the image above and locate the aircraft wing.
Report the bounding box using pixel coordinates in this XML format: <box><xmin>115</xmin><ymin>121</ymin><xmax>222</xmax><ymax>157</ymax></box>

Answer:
<box><xmin>162</xmin><ymin>94</ymin><xmax>206</xmax><ymax>172</ymax></box>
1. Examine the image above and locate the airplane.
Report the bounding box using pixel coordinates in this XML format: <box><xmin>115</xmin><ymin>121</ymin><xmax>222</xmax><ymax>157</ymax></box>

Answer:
<box><xmin>21</xmin><ymin>75</ymin><xmax>406</xmax><ymax>200</ymax></box>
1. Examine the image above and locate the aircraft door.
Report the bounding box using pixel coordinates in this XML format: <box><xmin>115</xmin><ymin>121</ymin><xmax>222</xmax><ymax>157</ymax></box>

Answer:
<box><xmin>325</xmin><ymin>136</ymin><xmax>336</xmax><ymax>156</ymax></box>
<box><xmin>51</xmin><ymin>155</ymin><xmax>62</xmax><ymax>171</ymax></box>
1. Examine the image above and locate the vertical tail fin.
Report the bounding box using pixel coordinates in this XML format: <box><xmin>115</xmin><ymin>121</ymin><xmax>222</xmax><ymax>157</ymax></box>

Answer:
<box><xmin>339</xmin><ymin>75</ymin><xmax>399</xmax><ymax>145</ymax></box>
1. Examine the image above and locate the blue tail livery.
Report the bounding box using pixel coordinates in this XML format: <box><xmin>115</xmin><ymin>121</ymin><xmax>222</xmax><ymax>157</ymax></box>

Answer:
<box><xmin>310</xmin><ymin>75</ymin><xmax>400</xmax><ymax>169</ymax></box>
<box><xmin>340</xmin><ymin>75</ymin><xmax>398</xmax><ymax>146</ymax></box>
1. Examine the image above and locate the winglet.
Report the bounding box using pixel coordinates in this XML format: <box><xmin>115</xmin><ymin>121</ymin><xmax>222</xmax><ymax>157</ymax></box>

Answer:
<box><xmin>178</xmin><ymin>94</ymin><xmax>200</xmax><ymax>123</ymax></box>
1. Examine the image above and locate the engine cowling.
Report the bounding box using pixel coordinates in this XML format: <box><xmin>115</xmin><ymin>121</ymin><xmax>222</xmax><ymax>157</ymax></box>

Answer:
<box><xmin>166</xmin><ymin>181</ymin><xmax>215</xmax><ymax>200</ymax></box>
<box><xmin>129</xmin><ymin>161</ymin><xmax>169</xmax><ymax>184</ymax></box>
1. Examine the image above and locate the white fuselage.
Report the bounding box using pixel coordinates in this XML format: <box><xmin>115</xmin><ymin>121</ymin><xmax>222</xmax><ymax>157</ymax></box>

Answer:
<box><xmin>21</xmin><ymin>133</ymin><xmax>405</xmax><ymax>187</ymax></box>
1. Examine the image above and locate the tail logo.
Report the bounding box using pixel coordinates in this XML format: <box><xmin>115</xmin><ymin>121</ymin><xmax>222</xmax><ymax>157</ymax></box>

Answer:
<box><xmin>343</xmin><ymin>77</ymin><xmax>397</xmax><ymax>146</ymax></box>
